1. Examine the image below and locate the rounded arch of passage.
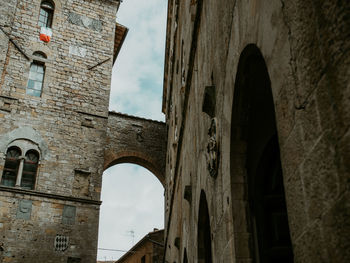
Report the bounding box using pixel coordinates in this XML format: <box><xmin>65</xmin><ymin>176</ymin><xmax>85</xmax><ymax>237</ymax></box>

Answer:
<box><xmin>104</xmin><ymin>112</ymin><xmax>167</xmax><ymax>187</ymax></box>
<box><xmin>103</xmin><ymin>150</ymin><xmax>165</xmax><ymax>186</ymax></box>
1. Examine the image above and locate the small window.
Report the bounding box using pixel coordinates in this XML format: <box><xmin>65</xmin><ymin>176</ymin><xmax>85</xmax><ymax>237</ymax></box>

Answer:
<box><xmin>27</xmin><ymin>52</ymin><xmax>46</xmax><ymax>97</ymax></box>
<box><xmin>38</xmin><ymin>1</ymin><xmax>54</xmax><ymax>28</ymax></box>
<box><xmin>21</xmin><ymin>150</ymin><xmax>39</xmax><ymax>190</ymax></box>
<box><xmin>1</xmin><ymin>147</ymin><xmax>21</xmax><ymax>187</ymax></box>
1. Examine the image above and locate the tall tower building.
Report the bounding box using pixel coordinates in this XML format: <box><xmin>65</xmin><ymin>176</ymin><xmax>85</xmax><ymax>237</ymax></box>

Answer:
<box><xmin>0</xmin><ymin>0</ymin><xmax>125</xmax><ymax>262</ymax></box>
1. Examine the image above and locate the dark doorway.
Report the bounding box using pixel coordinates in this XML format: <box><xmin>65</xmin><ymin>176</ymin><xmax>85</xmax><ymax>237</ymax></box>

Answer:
<box><xmin>231</xmin><ymin>45</ymin><xmax>293</xmax><ymax>262</ymax></box>
<box><xmin>197</xmin><ymin>191</ymin><xmax>212</xmax><ymax>263</ymax></box>
<box><xmin>183</xmin><ymin>248</ymin><xmax>188</xmax><ymax>263</ymax></box>
<box><xmin>251</xmin><ymin>135</ymin><xmax>293</xmax><ymax>262</ymax></box>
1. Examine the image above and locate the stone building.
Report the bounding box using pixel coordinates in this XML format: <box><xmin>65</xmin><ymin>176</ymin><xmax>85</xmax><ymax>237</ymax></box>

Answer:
<box><xmin>0</xmin><ymin>2</ymin><xmax>167</xmax><ymax>262</ymax></box>
<box><xmin>162</xmin><ymin>0</ymin><xmax>349</xmax><ymax>263</ymax></box>
<box><xmin>1</xmin><ymin>0</ymin><xmax>349</xmax><ymax>263</ymax></box>
<box><xmin>0</xmin><ymin>0</ymin><xmax>130</xmax><ymax>262</ymax></box>
<box><xmin>116</xmin><ymin>229</ymin><xmax>164</xmax><ymax>263</ymax></box>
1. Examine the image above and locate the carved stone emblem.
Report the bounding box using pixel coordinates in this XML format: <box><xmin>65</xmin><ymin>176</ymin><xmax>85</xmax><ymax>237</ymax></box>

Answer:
<box><xmin>54</xmin><ymin>235</ymin><xmax>69</xmax><ymax>252</ymax></box>
<box><xmin>206</xmin><ymin>118</ymin><xmax>219</xmax><ymax>178</ymax></box>
<box><xmin>136</xmin><ymin>128</ymin><xmax>144</xmax><ymax>142</ymax></box>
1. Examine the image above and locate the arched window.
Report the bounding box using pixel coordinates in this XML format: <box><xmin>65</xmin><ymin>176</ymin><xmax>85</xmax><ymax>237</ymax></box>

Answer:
<box><xmin>1</xmin><ymin>147</ymin><xmax>21</xmax><ymax>187</ymax></box>
<box><xmin>27</xmin><ymin>52</ymin><xmax>46</xmax><ymax>97</ymax></box>
<box><xmin>38</xmin><ymin>0</ymin><xmax>55</xmax><ymax>28</ymax></box>
<box><xmin>1</xmin><ymin>141</ymin><xmax>40</xmax><ymax>190</ymax></box>
<box><xmin>21</xmin><ymin>150</ymin><xmax>39</xmax><ymax>190</ymax></box>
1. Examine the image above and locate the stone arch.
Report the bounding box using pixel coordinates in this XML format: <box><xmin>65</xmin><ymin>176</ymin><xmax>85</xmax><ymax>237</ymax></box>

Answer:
<box><xmin>103</xmin><ymin>150</ymin><xmax>164</xmax><ymax>186</ymax></box>
<box><xmin>7</xmin><ymin>139</ymin><xmax>41</xmax><ymax>159</ymax></box>
<box><xmin>0</xmin><ymin>126</ymin><xmax>49</xmax><ymax>160</ymax></box>
<box><xmin>104</xmin><ymin>112</ymin><xmax>167</xmax><ymax>186</ymax></box>
<box><xmin>230</xmin><ymin>44</ymin><xmax>293</xmax><ymax>262</ymax></box>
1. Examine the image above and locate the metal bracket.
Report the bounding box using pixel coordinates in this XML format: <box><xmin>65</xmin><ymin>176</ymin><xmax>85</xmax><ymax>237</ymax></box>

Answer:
<box><xmin>87</xmin><ymin>57</ymin><xmax>111</xmax><ymax>70</ymax></box>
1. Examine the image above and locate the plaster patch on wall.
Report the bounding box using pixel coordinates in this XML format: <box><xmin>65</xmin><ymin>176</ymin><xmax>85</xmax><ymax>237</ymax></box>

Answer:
<box><xmin>67</xmin><ymin>12</ymin><xmax>102</xmax><ymax>32</ymax></box>
<box><xmin>72</xmin><ymin>170</ymin><xmax>90</xmax><ymax>197</ymax></box>
<box><xmin>16</xmin><ymin>200</ymin><xmax>32</xmax><ymax>220</ymax></box>
<box><xmin>69</xmin><ymin>46</ymin><xmax>87</xmax><ymax>57</ymax></box>
<box><xmin>62</xmin><ymin>205</ymin><xmax>76</xmax><ymax>225</ymax></box>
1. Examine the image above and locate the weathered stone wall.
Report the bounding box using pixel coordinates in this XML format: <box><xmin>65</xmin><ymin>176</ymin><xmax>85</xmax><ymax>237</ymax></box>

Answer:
<box><xmin>0</xmin><ymin>0</ymin><xmax>118</xmax><ymax>197</ymax></box>
<box><xmin>163</xmin><ymin>0</ymin><xmax>349</xmax><ymax>262</ymax></box>
<box><xmin>0</xmin><ymin>0</ymin><xmax>18</xmax><ymax>79</ymax></box>
<box><xmin>0</xmin><ymin>190</ymin><xmax>100</xmax><ymax>263</ymax></box>
<box><xmin>105</xmin><ymin>112</ymin><xmax>167</xmax><ymax>185</ymax></box>
<box><xmin>0</xmin><ymin>0</ymin><xmax>120</xmax><ymax>262</ymax></box>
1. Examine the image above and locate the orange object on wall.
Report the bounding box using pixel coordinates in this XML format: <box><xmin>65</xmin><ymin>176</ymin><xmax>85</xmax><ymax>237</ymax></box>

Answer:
<box><xmin>39</xmin><ymin>34</ymin><xmax>51</xmax><ymax>42</ymax></box>
<box><xmin>40</xmin><ymin>27</ymin><xmax>52</xmax><ymax>43</ymax></box>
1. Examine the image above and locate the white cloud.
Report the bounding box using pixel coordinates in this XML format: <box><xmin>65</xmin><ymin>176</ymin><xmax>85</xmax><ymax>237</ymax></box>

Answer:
<box><xmin>109</xmin><ymin>0</ymin><xmax>167</xmax><ymax>121</ymax></box>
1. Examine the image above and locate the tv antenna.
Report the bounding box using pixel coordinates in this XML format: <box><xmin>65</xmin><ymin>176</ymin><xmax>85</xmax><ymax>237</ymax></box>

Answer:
<box><xmin>126</xmin><ymin>230</ymin><xmax>135</xmax><ymax>245</ymax></box>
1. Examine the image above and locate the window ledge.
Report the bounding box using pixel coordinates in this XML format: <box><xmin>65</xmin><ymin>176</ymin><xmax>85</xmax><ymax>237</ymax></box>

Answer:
<box><xmin>0</xmin><ymin>185</ymin><xmax>101</xmax><ymax>205</ymax></box>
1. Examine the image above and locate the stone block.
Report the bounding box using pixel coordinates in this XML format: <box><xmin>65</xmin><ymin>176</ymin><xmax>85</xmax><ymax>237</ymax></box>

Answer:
<box><xmin>62</xmin><ymin>205</ymin><xmax>76</xmax><ymax>225</ymax></box>
<box><xmin>275</xmin><ymin>85</ymin><xmax>296</xmax><ymax>146</ymax></box>
<box><xmin>280</xmin><ymin>124</ymin><xmax>304</xmax><ymax>180</ymax></box>
<box><xmin>338</xmin><ymin>129</ymin><xmax>350</xmax><ymax>195</ymax></box>
<box><xmin>301</xmin><ymin>132</ymin><xmax>340</xmax><ymax>221</ymax></box>
<box><xmin>231</xmin><ymin>200</ymin><xmax>250</xmax><ymax>234</ymax></box>
<box><xmin>284</xmin><ymin>169</ymin><xmax>308</xmax><ymax>241</ymax></box>
<box><xmin>322</xmin><ymin>191</ymin><xmax>350</xmax><ymax>262</ymax></box>
<box><xmin>231</xmin><ymin>183</ymin><xmax>246</xmax><ymax>201</ymax></box>
<box><xmin>16</xmin><ymin>200</ymin><xmax>32</xmax><ymax>220</ymax></box>
<box><xmin>234</xmin><ymin>232</ymin><xmax>252</xmax><ymax>259</ymax></box>
<box><xmin>296</xmin><ymin>94</ymin><xmax>322</xmax><ymax>152</ymax></box>
<box><xmin>315</xmin><ymin>75</ymin><xmax>336</xmax><ymax>133</ymax></box>
<box><xmin>294</xmin><ymin>220</ymin><xmax>328</xmax><ymax>263</ymax></box>
<box><xmin>72</xmin><ymin>170</ymin><xmax>91</xmax><ymax>198</ymax></box>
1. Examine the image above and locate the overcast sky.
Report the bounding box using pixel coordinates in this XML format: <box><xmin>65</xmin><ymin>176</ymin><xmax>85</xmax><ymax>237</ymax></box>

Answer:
<box><xmin>97</xmin><ymin>0</ymin><xmax>167</xmax><ymax>261</ymax></box>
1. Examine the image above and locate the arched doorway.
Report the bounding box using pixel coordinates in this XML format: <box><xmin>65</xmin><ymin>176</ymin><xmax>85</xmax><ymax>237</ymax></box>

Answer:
<box><xmin>183</xmin><ymin>248</ymin><xmax>188</xmax><ymax>263</ymax></box>
<box><xmin>197</xmin><ymin>191</ymin><xmax>212</xmax><ymax>263</ymax></box>
<box><xmin>97</xmin><ymin>163</ymin><xmax>164</xmax><ymax>261</ymax></box>
<box><xmin>230</xmin><ymin>44</ymin><xmax>293</xmax><ymax>262</ymax></box>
